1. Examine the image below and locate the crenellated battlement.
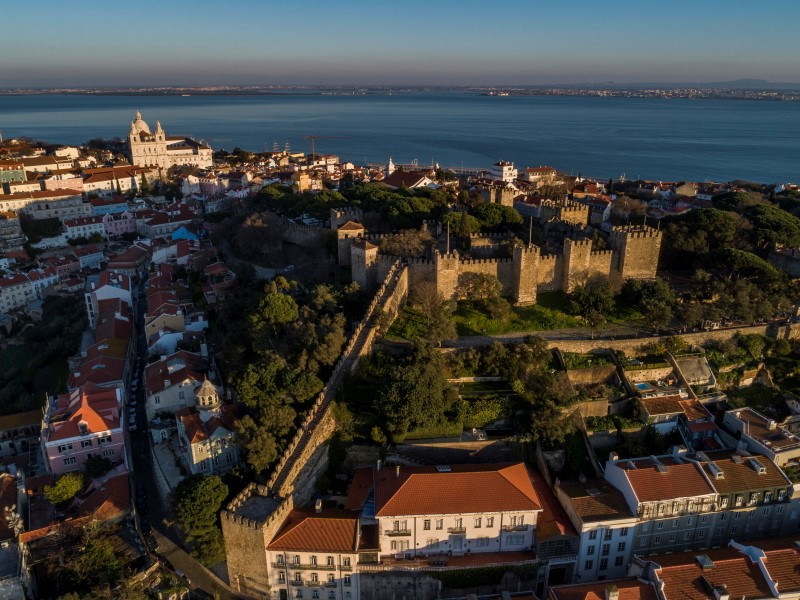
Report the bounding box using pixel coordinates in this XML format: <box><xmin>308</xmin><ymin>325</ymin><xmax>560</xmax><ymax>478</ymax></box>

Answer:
<box><xmin>468</xmin><ymin>232</ymin><xmax>510</xmax><ymax>240</ymax></box>
<box><xmin>460</xmin><ymin>257</ymin><xmax>513</xmax><ymax>266</ymax></box>
<box><xmin>610</xmin><ymin>224</ymin><xmax>662</xmax><ymax>239</ymax></box>
<box><xmin>591</xmin><ymin>249</ymin><xmax>614</xmax><ymax>257</ymax></box>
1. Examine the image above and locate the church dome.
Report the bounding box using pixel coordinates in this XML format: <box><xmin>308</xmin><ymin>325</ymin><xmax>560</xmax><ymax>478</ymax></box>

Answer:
<box><xmin>196</xmin><ymin>376</ymin><xmax>221</xmax><ymax>411</ymax></box>
<box><xmin>131</xmin><ymin>111</ymin><xmax>151</xmax><ymax>135</ymax></box>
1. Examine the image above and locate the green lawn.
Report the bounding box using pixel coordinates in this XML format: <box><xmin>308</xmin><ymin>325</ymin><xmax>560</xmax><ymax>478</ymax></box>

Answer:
<box><xmin>386</xmin><ymin>306</ymin><xmax>428</xmax><ymax>340</ymax></box>
<box><xmin>562</xmin><ymin>352</ymin><xmax>613</xmax><ymax>370</ymax></box>
<box><xmin>453</xmin><ymin>297</ymin><xmax>582</xmax><ymax>336</ymax></box>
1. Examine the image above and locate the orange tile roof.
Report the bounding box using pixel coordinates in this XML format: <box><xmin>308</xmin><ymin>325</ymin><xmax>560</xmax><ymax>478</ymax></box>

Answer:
<box><xmin>46</xmin><ymin>386</ymin><xmax>121</xmax><ymax>442</ymax></box>
<box><xmin>695</xmin><ymin>450</ymin><xmax>789</xmax><ymax>494</ymax></box>
<box><xmin>344</xmin><ymin>466</ymin><xmax>374</xmax><ymax>511</ymax></box>
<box><xmin>654</xmin><ymin>547</ymin><xmax>772</xmax><ymax>600</ymax></box>
<box><xmin>620</xmin><ymin>458</ymin><xmax>715</xmax><ymax>503</ymax></box>
<box><xmin>337</xmin><ymin>220</ymin><xmax>364</xmax><ymax>232</ymax></box>
<box><xmin>531</xmin><ymin>470</ymin><xmax>577</xmax><ymax>540</ymax></box>
<box><xmin>640</xmin><ymin>395</ymin><xmax>684</xmax><ymax>417</ymax></box>
<box><xmin>558</xmin><ymin>479</ymin><xmax>635</xmax><ymax>522</ymax></box>
<box><xmin>679</xmin><ymin>399</ymin><xmax>712</xmax><ymax>421</ymax></box>
<box><xmin>374</xmin><ymin>463</ymin><xmax>542</xmax><ymax>517</ymax></box>
<box><xmin>549</xmin><ymin>578</ymin><xmax>658</xmax><ymax>600</ymax></box>
<box><xmin>268</xmin><ymin>509</ymin><xmax>359</xmax><ymax>553</ymax></box>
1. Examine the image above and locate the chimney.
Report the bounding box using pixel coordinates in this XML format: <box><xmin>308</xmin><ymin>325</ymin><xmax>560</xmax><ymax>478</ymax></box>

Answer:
<box><xmin>315</xmin><ymin>499</ymin><xmax>322</xmax><ymax>514</ymax></box>
<box><xmin>376</xmin><ymin>459</ymin><xmax>381</xmax><ymax>471</ymax></box>
<box><xmin>395</xmin><ymin>465</ymin><xmax>400</xmax><ymax>479</ymax></box>
<box><xmin>609</xmin><ymin>451</ymin><xmax>619</xmax><ymax>463</ymax></box>
<box><xmin>605</xmin><ymin>585</ymin><xmax>619</xmax><ymax>600</ymax></box>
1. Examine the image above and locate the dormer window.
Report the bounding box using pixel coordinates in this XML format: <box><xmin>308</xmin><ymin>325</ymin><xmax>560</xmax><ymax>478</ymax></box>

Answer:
<box><xmin>79</xmin><ymin>422</ymin><xmax>88</xmax><ymax>436</ymax></box>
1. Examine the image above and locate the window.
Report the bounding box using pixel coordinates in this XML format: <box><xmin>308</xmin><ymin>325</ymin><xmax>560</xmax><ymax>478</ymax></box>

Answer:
<box><xmin>620</xmin><ymin>527</ymin><xmax>628</xmax><ymax>537</ymax></box>
<box><xmin>344</xmin><ymin>575</ymin><xmax>351</xmax><ymax>586</ymax></box>
<box><xmin>487</xmin><ymin>517</ymin><xmax>494</xmax><ymax>527</ymax></box>
<box><xmin>735</xmin><ymin>495</ymin><xmax>744</xmax><ymax>507</ymax></box>
<box><xmin>81</xmin><ymin>439</ymin><xmax>92</xmax><ymax>448</ymax></box>
<box><xmin>179</xmin><ymin>391</ymin><xmax>185</xmax><ymax>400</ymax></box>
<box><xmin>293</xmin><ymin>555</ymin><xmax>300</xmax><ymax>565</ymax></box>
<box><xmin>343</xmin><ymin>557</ymin><xmax>351</xmax><ymax>567</ymax></box>
<box><xmin>436</xmin><ymin>519</ymin><xmax>443</xmax><ymax>530</ymax></box>
<box><xmin>505</xmin><ymin>534</ymin><xmax>524</xmax><ymax>546</ymax></box>
<box><xmin>277</xmin><ymin>555</ymin><xmax>284</xmax><ymax>565</ymax></box>
<box><xmin>779</xmin><ymin>490</ymin><xmax>787</xmax><ymax>501</ymax></box>
<box><xmin>476</xmin><ymin>538</ymin><xmax>490</xmax><ymax>548</ymax></box>
<box><xmin>777</xmin><ymin>505</ymin><xmax>785</xmax><ymax>514</ymax></box>
<box><xmin>765</xmin><ymin>491</ymin><xmax>773</xmax><ymax>502</ymax></box>
<box><xmin>763</xmin><ymin>507</ymin><xmax>771</xmax><ymax>516</ymax></box>
<box><xmin>588</xmin><ymin>530</ymin><xmax>598</xmax><ymax>540</ymax></box>
<box><xmin>599</xmin><ymin>558</ymin><xmax>608</xmax><ymax>570</ymax></box>
<box><xmin>296</xmin><ymin>591</ymin><xmax>303</xmax><ymax>599</ymax></box>
<box><xmin>698</xmin><ymin>530</ymin><xmax>706</xmax><ymax>538</ymax></box>
<box><xmin>279</xmin><ymin>572</ymin><xmax>286</xmax><ymax>583</ymax></box>
<box><xmin>327</xmin><ymin>574</ymin><xmax>334</xmax><ymax>583</ymax></box>
<box><xmin>721</xmin><ymin>497</ymin><xmax>729</xmax><ymax>508</ymax></box>
<box><xmin>454</xmin><ymin>518</ymin><xmax>463</xmax><ymax>528</ymax></box>
<box><xmin>311</xmin><ymin>573</ymin><xmax>318</xmax><ymax>583</ymax></box>
<box><xmin>720</xmin><ymin>513</ymin><xmax>727</xmax><ymax>522</ymax></box>
<box><xmin>684</xmin><ymin>531</ymin><xmax>691</xmax><ymax>541</ymax></box>
<box><xmin>57</xmin><ymin>443</ymin><xmax>73</xmax><ymax>453</ymax></box>
<box><xmin>585</xmin><ymin>560</ymin><xmax>593</xmax><ymax>570</ymax></box>
<box><xmin>731</xmin><ymin>526</ymin><xmax>738</xmax><ymax>534</ymax></box>
<box><xmin>312</xmin><ymin>592</ymin><xmax>319</xmax><ymax>600</ymax></box>
<box><xmin>639</xmin><ymin>539</ymin><xmax>647</xmax><ymax>547</ymax></box>
<box><xmin>328</xmin><ymin>593</ymin><xmax>335</xmax><ymax>600</ymax></box>
<box><xmin>294</xmin><ymin>573</ymin><xmax>302</xmax><ymax>582</ymax></box>
<box><xmin>672</xmin><ymin>519</ymin><xmax>679</xmax><ymax>528</ymax></box>
<box><xmin>657</xmin><ymin>522</ymin><xmax>664</xmax><ymax>530</ymax></box>
<box><xmin>423</xmin><ymin>520</ymin><xmax>430</xmax><ymax>530</ymax></box>
<box><xmin>701</xmin><ymin>515</ymin><xmax>708</xmax><ymax>524</ymax></box>
<box><xmin>615</xmin><ymin>556</ymin><xmax>624</xmax><ymax>567</ymax></box>
<box><xmin>102</xmin><ymin>449</ymin><xmax>114</xmax><ymax>457</ymax></box>
<box><xmin>427</xmin><ymin>539</ymin><xmax>439</xmax><ymax>549</ymax></box>
<box><xmin>654</xmin><ymin>536</ymin><xmax>661</xmax><ymax>544</ymax></box>
<box><xmin>749</xmin><ymin>493</ymin><xmax>759</xmax><ymax>505</ymax></box>
<box><xmin>310</xmin><ymin>556</ymin><xmax>317</xmax><ymax>566</ymax></box>
<box><xmin>642</xmin><ymin>522</ymin><xmax>651</xmax><ymax>532</ymax></box>
<box><xmin>63</xmin><ymin>457</ymin><xmax>76</xmax><ymax>465</ymax></box>
<box><xmin>668</xmin><ymin>534</ymin><xmax>676</xmax><ymax>542</ymax></box>
<box><xmin>735</xmin><ymin>512</ymin><xmax>742</xmax><ymax>520</ymax></box>
<box><xmin>474</xmin><ymin>517</ymin><xmax>482</xmax><ymax>528</ymax></box>
<box><xmin>327</xmin><ymin>556</ymin><xmax>334</xmax><ymax>566</ymax></box>
<box><xmin>686</xmin><ymin>517</ymin><xmax>694</xmax><ymax>526</ymax></box>
<box><xmin>602</xmin><ymin>544</ymin><xmax>610</xmax><ymax>556</ymax></box>
<box><xmin>604</xmin><ymin>530</ymin><xmax>612</xmax><ymax>541</ymax></box>
<box><xmin>617</xmin><ymin>542</ymin><xmax>626</xmax><ymax>552</ymax></box>
<box><xmin>587</xmin><ymin>546</ymin><xmax>595</xmax><ymax>556</ymax></box>
<box><xmin>154</xmin><ymin>395</ymin><xmax>161</xmax><ymax>404</ymax></box>
<box><xmin>390</xmin><ymin>541</ymin><xmax>397</xmax><ymax>551</ymax></box>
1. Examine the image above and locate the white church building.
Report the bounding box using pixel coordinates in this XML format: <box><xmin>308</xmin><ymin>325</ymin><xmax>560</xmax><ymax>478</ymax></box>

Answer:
<box><xmin>127</xmin><ymin>112</ymin><xmax>213</xmax><ymax>170</ymax></box>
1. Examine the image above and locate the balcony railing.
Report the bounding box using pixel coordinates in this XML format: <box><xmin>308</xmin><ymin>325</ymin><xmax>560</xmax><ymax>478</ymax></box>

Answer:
<box><xmin>290</xmin><ymin>580</ymin><xmax>303</xmax><ymax>586</ymax></box>
<box><xmin>325</xmin><ymin>582</ymin><xmax>337</xmax><ymax>588</ymax></box>
<box><xmin>502</xmin><ymin>525</ymin><xmax>528</xmax><ymax>532</ymax></box>
<box><xmin>293</xmin><ymin>564</ymin><xmax>336</xmax><ymax>571</ymax></box>
<box><xmin>447</xmin><ymin>526</ymin><xmax>466</xmax><ymax>534</ymax></box>
<box><xmin>386</xmin><ymin>529</ymin><xmax>412</xmax><ymax>537</ymax></box>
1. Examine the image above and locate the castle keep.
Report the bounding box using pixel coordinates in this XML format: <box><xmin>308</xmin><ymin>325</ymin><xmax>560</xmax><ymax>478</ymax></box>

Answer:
<box><xmin>335</xmin><ymin>210</ymin><xmax>663</xmax><ymax>304</ymax></box>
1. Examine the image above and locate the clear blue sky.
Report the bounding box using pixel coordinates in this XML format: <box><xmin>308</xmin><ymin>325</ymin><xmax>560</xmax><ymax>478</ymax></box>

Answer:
<box><xmin>3</xmin><ymin>0</ymin><xmax>799</xmax><ymax>87</ymax></box>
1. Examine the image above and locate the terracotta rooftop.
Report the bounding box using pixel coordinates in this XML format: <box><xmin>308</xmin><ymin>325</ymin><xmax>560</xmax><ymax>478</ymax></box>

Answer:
<box><xmin>729</xmin><ymin>407</ymin><xmax>800</xmax><ymax>452</ymax></box>
<box><xmin>531</xmin><ymin>470</ymin><xmax>578</xmax><ymax>540</ymax></box>
<box><xmin>337</xmin><ymin>220</ymin><xmax>364</xmax><ymax>232</ymax></box>
<box><xmin>652</xmin><ymin>546</ymin><xmax>772</xmax><ymax>600</ymax></box>
<box><xmin>176</xmin><ymin>404</ymin><xmax>237</xmax><ymax>445</ymax></box>
<box><xmin>0</xmin><ymin>409</ymin><xmax>42</xmax><ymax>432</ymax></box>
<box><xmin>640</xmin><ymin>395</ymin><xmax>684</xmax><ymax>417</ymax></box>
<box><xmin>618</xmin><ymin>457</ymin><xmax>715</xmax><ymax>503</ymax></box>
<box><xmin>693</xmin><ymin>450</ymin><xmax>789</xmax><ymax>494</ymax></box>
<box><xmin>268</xmin><ymin>508</ymin><xmax>359</xmax><ymax>553</ymax></box>
<box><xmin>558</xmin><ymin>479</ymin><xmax>635</xmax><ymax>522</ymax></box>
<box><xmin>45</xmin><ymin>386</ymin><xmax>121</xmax><ymax>442</ymax></box>
<box><xmin>374</xmin><ymin>463</ymin><xmax>542</xmax><ymax>517</ymax></box>
<box><xmin>679</xmin><ymin>399</ymin><xmax>712</xmax><ymax>421</ymax></box>
<box><xmin>549</xmin><ymin>578</ymin><xmax>658</xmax><ymax>600</ymax></box>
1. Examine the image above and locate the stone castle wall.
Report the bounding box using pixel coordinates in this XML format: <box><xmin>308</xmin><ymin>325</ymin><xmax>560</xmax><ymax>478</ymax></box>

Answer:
<box><xmin>284</xmin><ymin>222</ymin><xmax>328</xmax><ymax>247</ymax></box>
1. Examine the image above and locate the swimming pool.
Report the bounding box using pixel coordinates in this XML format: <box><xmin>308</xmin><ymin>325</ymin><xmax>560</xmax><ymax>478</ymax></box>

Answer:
<box><xmin>635</xmin><ymin>383</ymin><xmax>653</xmax><ymax>391</ymax></box>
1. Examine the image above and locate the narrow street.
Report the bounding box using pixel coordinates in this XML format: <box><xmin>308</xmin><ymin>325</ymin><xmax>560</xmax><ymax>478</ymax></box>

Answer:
<box><xmin>130</xmin><ymin>278</ymin><xmax>245</xmax><ymax>600</ymax></box>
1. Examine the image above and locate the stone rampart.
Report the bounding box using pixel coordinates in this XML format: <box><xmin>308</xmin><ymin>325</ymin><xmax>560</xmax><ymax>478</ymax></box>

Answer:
<box><xmin>284</xmin><ymin>222</ymin><xmax>328</xmax><ymax>247</ymax></box>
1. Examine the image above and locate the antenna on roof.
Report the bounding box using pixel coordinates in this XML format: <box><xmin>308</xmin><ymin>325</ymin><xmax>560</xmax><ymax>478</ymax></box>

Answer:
<box><xmin>528</xmin><ymin>216</ymin><xmax>533</xmax><ymax>246</ymax></box>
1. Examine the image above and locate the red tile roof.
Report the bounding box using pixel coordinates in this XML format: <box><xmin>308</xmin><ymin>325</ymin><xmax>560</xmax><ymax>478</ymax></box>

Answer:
<box><xmin>531</xmin><ymin>470</ymin><xmax>578</xmax><ymax>541</ymax></box>
<box><xmin>654</xmin><ymin>547</ymin><xmax>772</xmax><ymax>600</ymax></box>
<box><xmin>144</xmin><ymin>351</ymin><xmax>207</xmax><ymax>396</ymax></box>
<box><xmin>374</xmin><ymin>463</ymin><xmax>542</xmax><ymax>517</ymax></box>
<box><xmin>620</xmin><ymin>458</ymin><xmax>715</xmax><ymax>502</ymax></box>
<box><xmin>549</xmin><ymin>578</ymin><xmax>658</xmax><ymax>600</ymax></box>
<box><xmin>268</xmin><ymin>508</ymin><xmax>359</xmax><ymax>553</ymax></box>
<box><xmin>45</xmin><ymin>386</ymin><xmax>121</xmax><ymax>442</ymax></box>
<box><xmin>337</xmin><ymin>220</ymin><xmax>364</xmax><ymax>232</ymax></box>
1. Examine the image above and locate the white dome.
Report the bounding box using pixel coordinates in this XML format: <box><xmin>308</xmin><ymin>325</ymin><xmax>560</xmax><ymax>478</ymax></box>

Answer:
<box><xmin>131</xmin><ymin>111</ymin><xmax>151</xmax><ymax>135</ymax></box>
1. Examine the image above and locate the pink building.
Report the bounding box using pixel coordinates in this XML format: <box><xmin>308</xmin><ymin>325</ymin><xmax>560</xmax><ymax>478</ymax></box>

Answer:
<box><xmin>102</xmin><ymin>211</ymin><xmax>136</xmax><ymax>237</ymax></box>
<box><xmin>41</xmin><ymin>385</ymin><xmax>127</xmax><ymax>476</ymax></box>
<box><xmin>43</xmin><ymin>176</ymin><xmax>84</xmax><ymax>192</ymax></box>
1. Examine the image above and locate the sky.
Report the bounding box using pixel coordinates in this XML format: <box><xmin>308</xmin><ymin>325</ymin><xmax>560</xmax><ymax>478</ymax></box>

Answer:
<box><xmin>2</xmin><ymin>0</ymin><xmax>800</xmax><ymax>87</ymax></box>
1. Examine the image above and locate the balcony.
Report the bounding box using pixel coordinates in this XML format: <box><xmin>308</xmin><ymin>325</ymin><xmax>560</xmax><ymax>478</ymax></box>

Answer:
<box><xmin>290</xmin><ymin>580</ymin><xmax>303</xmax><ymax>586</ymax></box>
<box><xmin>502</xmin><ymin>525</ymin><xmax>528</xmax><ymax>532</ymax></box>
<box><xmin>287</xmin><ymin>563</ymin><xmax>336</xmax><ymax>571</ymax></box>
<box><xmin>325</xmin><ymin>582</ymin><xmax>337</xmax><ymax>588</ymax></box>
<box><xmin>447</xmin><ymin>527</ymin><xmax>466</xmax><ymax>534</ymax></box>
<box><xmin>386</xmin><ymin>529</ymin><xmax>412</xmax><ymax>537</ymax></box>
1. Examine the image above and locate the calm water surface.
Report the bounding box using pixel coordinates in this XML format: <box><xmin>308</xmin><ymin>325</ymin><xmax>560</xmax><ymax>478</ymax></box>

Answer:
<box><xmin>0</xmin><ymin>92</ymin><xmax>797</xmax><ymax>182</ymax></box>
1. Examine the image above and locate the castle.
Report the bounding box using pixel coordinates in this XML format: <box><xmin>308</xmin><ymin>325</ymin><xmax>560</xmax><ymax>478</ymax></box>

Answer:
<box><xmin>332</xmin><ymin>207</ymin><xmax>663</xmax><ymax>304</ymax></box>
<box><xmin>127</xmin><ymin>112</ymin><xmax>213</xmax><ymax>170</ymax></box>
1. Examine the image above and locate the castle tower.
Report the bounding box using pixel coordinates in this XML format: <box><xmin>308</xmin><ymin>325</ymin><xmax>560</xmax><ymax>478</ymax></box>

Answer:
<box><xmin>351</xmin><ymin>238</ymin><xmax>379</xmax><ymax>290</ymax></box>
<box><xmin>512</xmin><ymin>243</ymin><xmax>539</xmax><ymax>305</ymax></box>
<box><xmin>608</xmin><ymin>224</ymin><xmax>663</xmax><ymax>284</ymax></box>
<box><xmin>434</xmin><ymin>249</ymin><xmax>460</xmax><ymax>300</ymax></box>
<box><xmin>336</xmin><ymin>220</ymin><xmax>365</xmax><ymax>266</ymax></box>
<box><xmin>562</xmin><ymin>237</ymin><xmax>593</xmax><ymax>293</ymax></box>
